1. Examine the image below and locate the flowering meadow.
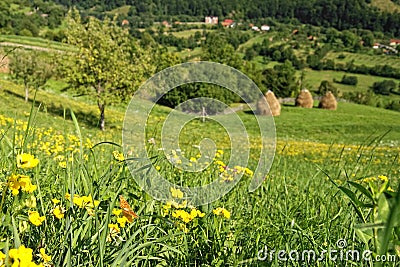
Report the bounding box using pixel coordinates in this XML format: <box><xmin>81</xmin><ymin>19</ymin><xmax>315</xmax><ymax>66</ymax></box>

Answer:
<box><xmin>0</xmin><ymin>108</ymin><xmax>399</xmax><ymax>266</ymax></box>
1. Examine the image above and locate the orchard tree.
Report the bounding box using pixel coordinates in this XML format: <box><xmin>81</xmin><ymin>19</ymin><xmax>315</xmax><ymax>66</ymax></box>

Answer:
<box><xmin>9</xmin><ymin>50</ymin><xmax>52</xmax><ymax>102</ymax></box>
<box><xmin>201</xmin><ymin>32</ymin><xmax>242</xmax><ymax>69</ymax></box>
<box><xmin>262</xmin><ymin>60</ymin><xmax>299</xmax><ymax>98</ymax></box>
<box><xmin>59</xmin><ymin>10</ymin><xmax>152</xmax><ymax>130</ymax></box>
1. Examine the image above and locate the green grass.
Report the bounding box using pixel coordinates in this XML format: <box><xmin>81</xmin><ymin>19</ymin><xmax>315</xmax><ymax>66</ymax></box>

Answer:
<box><xmin>0</xmin><ymin>76</ymin><xmax>399</xmax><ymax>265</ymax></box>
<box><xmin>177</xmin><ymin>47</ymin><xmax>202</xmax><ymax>60</ymax></box>
<box><xmin>238</xmin><ymin>33</ymin><xmax>273</xmax><ymax>50</ymax></box>
<box><xmin>302</xmin><ymin>69</ymin><xmax>400</xmax><ymax>93</ymax></box>
<box><xmin>370</xmin><ymin>0</ymin><xmax>400</xmax><ymax>13</ymax></box>
<box><xmin>106</xmin><ymin>5</ymin><xmax>131</xmax><ymax>16</ymax></box>
<box><xmin>0</xmin><ymin>34</ymin><xmax>74</xmax><ymax>51</ymax></box>
<box><xmin>168</xmin><ymin>29</ymin><xmax>204</xmax><ymax>38</ymax></box>
<box><xmin>324</xmin><ymin>51</ymin><xmax>400</xmax><ymax>69</ymax></box>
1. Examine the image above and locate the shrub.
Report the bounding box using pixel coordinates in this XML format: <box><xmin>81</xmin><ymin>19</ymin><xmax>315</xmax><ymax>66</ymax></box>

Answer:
<box><xmin>372</xmin><ymin>80</ymin><xmax>397</xmax><ymax>96</ymax></box>
<box><xmin>339</xmin><ymin>75</ymin><xmax>358</xmax><ymax>85</ymax></box>
<box><xmin>317</xmin><ymin>80</ymin><xmax>339</xmax><ymax>96</ymax></box>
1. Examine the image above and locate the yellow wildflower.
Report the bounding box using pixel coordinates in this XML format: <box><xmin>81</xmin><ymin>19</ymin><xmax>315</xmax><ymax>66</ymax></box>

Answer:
<box><xmin>244</xmin><ymin>168</ymin><xmax>254</xmax><ymax>176</ymax></box>
<box><xmin>28</xmin><ymin>211</ymin><xmax>45</xmax><ymax>226</ymax></box>
<box><xmin>170</xmin><ymin>187</ymin><xmax>184</xmax><ymax>199</ymax></box>
<box><xmin>213</xmin><ymin>207</ymin><xmax>231</xmax><ymax>219</ymax></box>
<box><xmin>51</xmin><ymin>198</ymin><xmax>60</xmax><ymax>204</ymax></box>
<box><xmin>53</xmin><ymin>206</ymin><xmax>65</xmax><ymax>219</ymax></box>
<box><xmin>73</xmin><ymin>196</ymin><xmax>84</xmax><ymax>207</ymax></box>
<box><xmin>39</xmin><ymin>248</ymin><xmax>52</xmax><ymax>263</ymax></box>
<box><xmin>112</xmin><ymin>208</ymin><xmax>122</xmax><ymax>216</ymax></box>
<box><xmin>378</xmin><ymin>175</ymin><xmax>388</xmax><ymax>182</ymax></box>
<box><xmin>8</xmin><ymin>174</ymin><xmax>21</xmax><ymax>195</ymax></box>
<box><xmin>7</xmin><ymin>174</ymin><xmax>36</xmax><ymax>195</ymax></box>
<box><xmin>16</xmin><ymin>153</ymin><xmax>39</xmax><ymax>169</ymax></box>
<box><xmin>117</xmin><ymin>216</ymin><xmax>129</xmax><ymax>228</ymax></box>
<box><xmin>19</xmin><ymin>176</ymin><xmax>37</xmax><ymax>193</ymax></box>
<box><xmin>108</xmin><ymin>223</ymin><xmax>120</xmax><ymax>233</ymax></box>
<box><xmin>58</xmin><ymin>161</ymin><xmax>67</xmax><ymax>168</ymax></box>
<box><xmin>9</xmin><ymin>245</ymin><xmax>44</xmax><ymax>267</ymax></box>
<box><xmin>113</xmin><ymin>151</ymin><xmax>125</xmax><ymax>161</ymax></box>
<box><xmin>0</xmin><ymin>251</ymin><xmax>5</xmax><ymax>266</ymax></box>
<box><xmin>25</xmin><ymin>195</ymin><xmax>37</xmax><ymax>208</ymax></box>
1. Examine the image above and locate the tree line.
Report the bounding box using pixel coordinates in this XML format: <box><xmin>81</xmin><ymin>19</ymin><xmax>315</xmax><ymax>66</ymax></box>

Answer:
<box><xmin>51</xmin><ymin>0</ymin><xmax>400</xmax><ymax>37</ymax></box>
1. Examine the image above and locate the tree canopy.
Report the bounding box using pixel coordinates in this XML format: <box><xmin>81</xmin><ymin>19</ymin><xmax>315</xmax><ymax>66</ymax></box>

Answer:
<box><xmin>59</xmin><ymin>9</ymin><xmax>152</xmax><ymax>130</ymax></box>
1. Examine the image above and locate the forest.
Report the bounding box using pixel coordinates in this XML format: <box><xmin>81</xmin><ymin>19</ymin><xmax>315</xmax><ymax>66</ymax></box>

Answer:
<box><xmin>1</xmin><ymin>0</ymin><xmax>400</xmax><ymax>36</ymax></box>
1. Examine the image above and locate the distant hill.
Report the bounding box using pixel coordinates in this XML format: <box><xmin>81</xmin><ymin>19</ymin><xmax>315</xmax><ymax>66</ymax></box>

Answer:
<box><xmin>1</xmin><ymin>0</ymin><xmax>400</xmax><ymax>37</ymax></box>
<box><xmin>48</xmin><ymin>0</ymin><xmax>400</xmax><ymax>36</ymax></box>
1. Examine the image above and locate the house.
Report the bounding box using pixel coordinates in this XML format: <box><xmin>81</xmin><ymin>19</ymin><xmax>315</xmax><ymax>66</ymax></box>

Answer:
<box><xmin>373</xmin><ymin>43</ymin><xmax>379</xmax><ymax>49</ymax></box>
<box><xmin>389</xmin><ymin>39</ymin><xmax>400</xmax><ymax>46</ymax></box>
<box><xmin>261</xmin><ymin>25</ymin><xmax>270</xmax><ymax>31</ymax></box>
<box><xmin>121</xmin><ymin>19</ymin><xmax>129</xmax><ymax>26</ymax></box>
<box><xmin>251</xmin><ymin>26</ymin><xmax>260</xmax><ymax>31</ymax></box>
<box><xmin>205</xmin><ymin>16</ymin><xmax>218</xmax><ymax>24</ymax></box>
<box><xmin>221</xmin><ymin>19</ymin><xmax>234</xmax><ymax>27</ymax></box>
<box><xmin>162</xmin><ymin>21</ymin><xmax>171</xmax><ymax>27</ymax></box>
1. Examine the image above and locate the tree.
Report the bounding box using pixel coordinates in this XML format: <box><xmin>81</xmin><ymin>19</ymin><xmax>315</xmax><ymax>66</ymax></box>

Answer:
<box><xmin>59</xmin><ymin>10</ymin><xmax>151</xmax><ymax>130</ymax></box>
<box><xmin>201</xmin><ymin>32</ymin><xmax>242</xmax><ymax>69</ymax></box>
<box><xmin>317</xmin><ymin>80</ymin><xmax>338</xmax><ymax>96</ymax></box>
<box><xmin>372</xmin><ymin>80</ymin><xmax>397</xmax><ymax>96</ymax></box>
<box><xmin>262</xmin><ymin>60</ymin><xmax>298</xmax><ymax>98</ymax></box>
<box><xmin>9</xmin><ymin>50</ymin><xmax>52</xmax><ymax>102</ymax></box>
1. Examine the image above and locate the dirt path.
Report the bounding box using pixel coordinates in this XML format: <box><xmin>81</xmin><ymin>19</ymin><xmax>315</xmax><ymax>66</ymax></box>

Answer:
<box><xmin>0</xmin><ymin>42</ymin><xmax>64</xmax><ymax>53</ymax></box>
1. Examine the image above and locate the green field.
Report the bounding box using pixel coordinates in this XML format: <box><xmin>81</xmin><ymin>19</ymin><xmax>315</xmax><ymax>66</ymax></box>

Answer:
<box><xmin>106</xmin><ymin>5</ymin><xmax>131</xmax><ymax>16</ymax></box>
<box><xmin>1</xmin><ymin>31</ymin><xmax>400</xmax><ymax>266</ymax></box>
<box><xmin>324</xmin><ymin>51</ymin><xmax>400</xmax><ymax>69</ymax></box>
<box><xmin>370</xmin><ymin>0</ymin><xmax>400</xmax><ymax>13</ymax></box>
<box><xmin>0</xmin><ymin>34</ymin><xmax>74</xmax><ymax>52</ymax></box>
<box><xmin>303</xmin><ymin>69</ymin><xmax>400</xmax><ymax>92</ymax></box>
<box><xmin>1</xmin><ymin>76</ymin><xmax>399</xmax><ymax>265</ymax></box>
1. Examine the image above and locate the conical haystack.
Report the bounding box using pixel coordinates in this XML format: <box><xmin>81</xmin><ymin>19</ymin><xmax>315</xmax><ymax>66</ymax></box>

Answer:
<box><xmin>256</xmin><ymin>90</ymin><xmax>281</xmax><ymax>116</ymax></box>
<box><xmin>318</xmin><ymin>91</ymin><xmax>337</xmax><ymax>110</ymax></box>
<box><xmin>295</xmin><ymin>89</ymin><xmax>313</xmax><ymax>108</ymax></box>
<box><xmin>0</xmin><ymin>54</ymin><xmax>9</xmax><ymax>73</ymax></box>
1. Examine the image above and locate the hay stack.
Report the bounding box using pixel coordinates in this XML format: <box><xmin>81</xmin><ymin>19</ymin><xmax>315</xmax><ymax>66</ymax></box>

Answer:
<box><xmin>256</xmin><ymin>90</ymin><xmax>281</xmax><ymax>116</ymax></box>
<box><xmin>318</xmin><ymin>91</ymin><xmax>337</xmax><ymax>110</ymax></box>
<box><xmin>295</xmin><ymin>89</ymin><xmax>313</xmax><ymax>108</ymax></box>
<box><xmin>0</xmin><ymin>55</ymin><xmax>9</xmax><ymax>73</ymax></box>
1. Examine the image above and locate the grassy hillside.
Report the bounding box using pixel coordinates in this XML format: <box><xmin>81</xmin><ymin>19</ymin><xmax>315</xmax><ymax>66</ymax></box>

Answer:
<box><xmin>1</xmin><ymin>76</ymin><xmax>399</xmax><ymax>146</ymax></box>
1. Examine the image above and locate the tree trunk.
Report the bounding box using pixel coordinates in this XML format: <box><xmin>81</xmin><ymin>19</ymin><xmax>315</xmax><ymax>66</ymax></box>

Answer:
<box><xmin>25</xmin><ymin>86</ymin><xmax>28</xmax><ymax>102</ymax></box>
<box><xmin>98</xmin><ymin>103</ymin><xmax>105</xmax><ymax>131</ymax></box>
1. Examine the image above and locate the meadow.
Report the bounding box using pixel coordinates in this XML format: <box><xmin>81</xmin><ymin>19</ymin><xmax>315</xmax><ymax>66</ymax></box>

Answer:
<box><xmin>0</xmin><ymin>76</ymin><xmax>399</xmax><ymax>266</ymax></box>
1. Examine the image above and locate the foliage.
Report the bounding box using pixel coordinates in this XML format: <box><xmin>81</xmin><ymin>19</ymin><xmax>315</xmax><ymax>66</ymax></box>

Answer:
<box><xmin>158</xmin><ymin>83</ymin><xmax>238</xmax><ymax>115</ymax></box>
<box><xmin>336</xmin><ymin>75</ymin><xmax>359</xmax><ymax>86</ymax></box>
<box><xmin>58</xmin><ymin>9</ymin><xmax>152</xmax><ymax>130</ymax></box>
<box><xmin>201</xmin><ymin>32</ymin><xmax>243</xmax><ymax>70</ymax></box>
<box><xmin>343</xmin><ymin>90</ymin><xmax>382</xmax><ymax>107</ymax></box>
<box><xmin>8</xmin><ymin>49</ymin><xmax>53</xmax><ymax>102</ymax></box>
<box><xmin>328</xmin><ymin>174</ymin><xmax>400</xmax><ymax>264</ymax></box>
<box><xmin>317</xmin><ymin>80</ymin><xmax>339</xmax><ymax>96</ymax></box>
<box><xmin>372</xmin><ymin>80</ymin><xmax>398</xmax><ymax>95</ymax></box>
<box><xmin>0</xmin><ymin>94</ymin><xmax>399</xmax><ymax>265</ymax></box>
<box><xmin>262</xmin><ymin>60</ymin><xmax>299</xmax><ymax>98</ymax></box>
